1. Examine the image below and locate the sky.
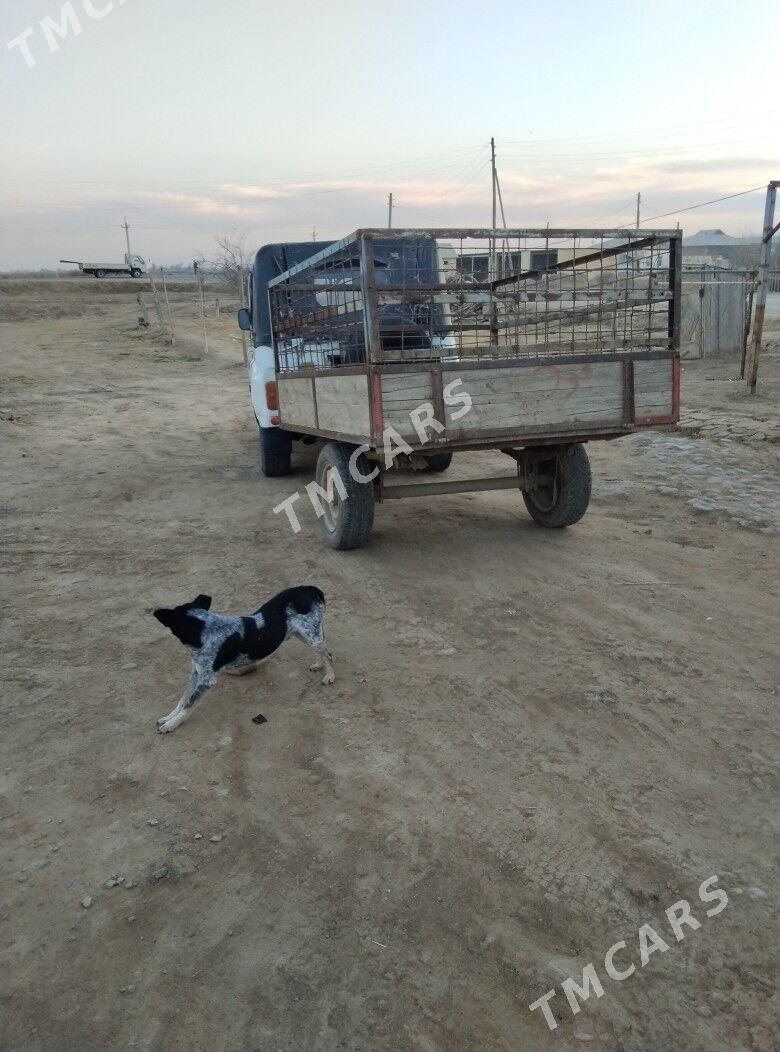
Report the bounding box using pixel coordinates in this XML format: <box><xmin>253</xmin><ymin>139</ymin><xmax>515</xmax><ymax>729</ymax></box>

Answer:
<box><xmin>1</xmin><ymin>0</ymin><xmax>778</xmax><ymax>269</ymax></box>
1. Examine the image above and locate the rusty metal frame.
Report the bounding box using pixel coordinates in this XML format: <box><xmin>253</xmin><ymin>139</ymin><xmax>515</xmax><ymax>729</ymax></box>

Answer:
<box><xmin>379</xmin><ymin>474</ymin><xmax>525</xmax><ymax>501</ymax></box>
<box><xmin>622</xmin><ymin>359</ymin><xmax>636</xmax><ymax>427</ymax></box>
<box><xmin>269</xmin><ymin>227</ymin><xmax>682</xmax><ymax>451</ymax></box>
<box><xmin>374</xmin><ymin>347</ymin><xmax>674</xmax><ymax>375</ymax></box>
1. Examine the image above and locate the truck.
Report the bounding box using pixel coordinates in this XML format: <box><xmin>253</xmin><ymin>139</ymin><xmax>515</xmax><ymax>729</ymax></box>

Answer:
<box><xmin>237</xmin><ymin>226</ymin><xmax>681</xmax><ymax>549</ymax></box>
<box><xmin>59</xmin><ymin>253</ymin><xmax>148</xmax><ymax>278</ymax></box>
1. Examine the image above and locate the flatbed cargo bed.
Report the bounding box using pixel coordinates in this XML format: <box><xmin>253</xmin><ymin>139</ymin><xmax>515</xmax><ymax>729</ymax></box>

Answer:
<box><xmin>269</xmin><ymin>227</ymin><xmax>680</xmax><ymax>454</ymax></box>
<box><xmin>252</xmin><ymin>226</ymin><xmax>682</xmax><ymax>547</ymax></box>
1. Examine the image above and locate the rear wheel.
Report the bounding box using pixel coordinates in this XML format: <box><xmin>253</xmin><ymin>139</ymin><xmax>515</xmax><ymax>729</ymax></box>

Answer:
<box><xmin>523</xmin><ymin>443</ymin><xmax>591</xmax><ymax>528</ymax></box>
<box><xmin>259</xmin><ymin>427</ymin><xmax>292</xmax><ymax>477</ymax></box>
<box><xmin>94</xmin><ymin>269</ymin><xmax>106</xmax><ymax>279</ymax></box>
<box><xmin>422</xmin><ymin>451</ymin><xmax>453</xmax><ymax>473</ymax></box>
<box><xmin>315</xmin><ymin>442</ymin><xmax>375</xmax><ymax>550</ymax></box>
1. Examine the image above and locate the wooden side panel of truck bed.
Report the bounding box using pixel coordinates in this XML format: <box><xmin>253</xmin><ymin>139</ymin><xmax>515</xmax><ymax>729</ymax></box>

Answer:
<box><xmin>278</xmin><ymin>373</ymin><xmax>372</xmax><ymax>442</ymax></box>
<box><xmin>379</xmin><ymin>353</ymin><xmax>676</xmax><ymax>442</ymax></box>
<box><xmin>277</xmin><ymin>351</ymin><xmax>678</xmax><ymax>448</ymax></box>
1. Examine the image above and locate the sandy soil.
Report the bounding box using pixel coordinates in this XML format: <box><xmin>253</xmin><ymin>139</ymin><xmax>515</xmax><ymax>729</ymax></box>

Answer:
<box><xmin>1</xmin><ymin>280</ymin><xmax>778</xmax><ymax>1052</ymax></box>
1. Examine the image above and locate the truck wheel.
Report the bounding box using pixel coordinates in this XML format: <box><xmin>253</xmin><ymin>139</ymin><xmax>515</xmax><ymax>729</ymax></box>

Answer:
<box><xmin>315</xmin><ymin>442</ymin><xmax>375</xmax><ymax>550</ymax></box>
<box><xmin>423</xmin><ymin>451</ymin><xmax>452</xmax><ymax>473</ymax></box>
<box><xmin>523</xmin><ymin>443</ymin><xmax>591</xmax><ymax>528</ymax></box>
<box><xmin>130</xmin><ymin>268</ymin><xmax>142</xmax><ymax>278</ymax></box>
<box><xmin>259</xmin><ymin>427</ymin><xmax>292</xmax><ymax>477</ymax></box>
<box><xmin>94</xmin><ymin>270</ymin><xmax>106</xmax><ymax>279</ymax></box>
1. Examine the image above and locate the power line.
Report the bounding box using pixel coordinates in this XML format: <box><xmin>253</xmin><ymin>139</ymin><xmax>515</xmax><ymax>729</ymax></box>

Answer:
<box><xmin>497</xmin><ymin>137</ymin><xmax>776</xmax><ymax>162</ymax></box>
<box><xmin>0</xmin><ymin>144</ymin><xmax>490</xmax><ymax>191</ymax></box>
<box><xmin>635</xmin><ymin>185</ymin><xmax>767</xmax><ymax>225</ymax></box>
<box><xmin>499</xmin><ymin>111</ymin><xmax>777</xmax><ymax>146</ymax></box>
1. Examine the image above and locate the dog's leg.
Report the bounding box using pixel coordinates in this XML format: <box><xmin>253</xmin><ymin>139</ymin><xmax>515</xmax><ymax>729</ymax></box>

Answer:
<box><xmin>295</xmin><ymin>620</ymin><xmax>335</xmax><ymax>686</ymax></box>
<box><xmin>157</xmin><ymin>667</ymin><xmax>197</xmax><ymax>728</ymax></box>
<box><xmin>157</xmin><ymin>670</ymin><xmax>215</xmax><ymax>733</ymax></box>
<box><xmin>315</xmin><ymin>643</ymin><xmax>335</xmax><ymax>685</ymax></box>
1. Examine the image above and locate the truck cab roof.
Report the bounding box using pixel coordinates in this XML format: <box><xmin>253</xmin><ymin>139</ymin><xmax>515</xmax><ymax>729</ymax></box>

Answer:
<box><xmin>249</xmin><ymin>242</ymin><xmax>334</xmax><ymax>346</ymax></box>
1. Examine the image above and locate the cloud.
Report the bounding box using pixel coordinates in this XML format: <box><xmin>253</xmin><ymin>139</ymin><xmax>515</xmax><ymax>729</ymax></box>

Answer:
<box><xmin>2</xmin><ymin>150</ymin><xmax>774</xmax><ymax>268</ymax></box>
<box><xmin>219</xmin><ymin>184</ymin><xmax>290</xmax><ymax>200</ymax></box>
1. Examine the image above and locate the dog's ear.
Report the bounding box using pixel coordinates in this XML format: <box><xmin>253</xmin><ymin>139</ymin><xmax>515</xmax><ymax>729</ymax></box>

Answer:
<box><xmin>189</xmin><ymin>594</ymin><xmax>212</xmax><ymax>610</ymax></box>
<box><xmin>152</xmin><ymin>605</ymin><xmax>205</xmax><ymax>648</ymax></box>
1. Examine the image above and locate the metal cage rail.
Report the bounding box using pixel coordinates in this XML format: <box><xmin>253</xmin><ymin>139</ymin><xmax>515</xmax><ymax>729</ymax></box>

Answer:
<box><xmin>267</xmin><ymin>227</ymin><xmax>682</xmax><ymax>374</ymax></box>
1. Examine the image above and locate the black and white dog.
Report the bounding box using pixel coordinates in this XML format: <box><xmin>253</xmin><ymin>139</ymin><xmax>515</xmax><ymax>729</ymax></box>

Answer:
<box><xmin>152</xmin><ymin>586</ymin><xmax>334</xmax><ymax>733</ymax></box>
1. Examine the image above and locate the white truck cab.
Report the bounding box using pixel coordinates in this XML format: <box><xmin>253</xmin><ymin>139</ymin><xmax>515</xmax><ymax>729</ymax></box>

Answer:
<box><xmin>237</xmin><ymin>242</ymin><xmax>333</xmax><ymax>474</ymax></box>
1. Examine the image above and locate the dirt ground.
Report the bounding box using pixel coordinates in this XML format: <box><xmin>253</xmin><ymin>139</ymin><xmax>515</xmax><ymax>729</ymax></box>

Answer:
<box><xmin>1</xmin><ymin>279</ymin><xmax>778</xmax><ymax>1052</ymax></box>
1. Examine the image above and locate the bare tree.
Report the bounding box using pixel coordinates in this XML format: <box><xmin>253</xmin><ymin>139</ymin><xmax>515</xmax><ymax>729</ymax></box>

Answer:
<box><xmin>197</xmin><ymin>232</ymin><xmax>250</xmax><ymax>297</ymax></box>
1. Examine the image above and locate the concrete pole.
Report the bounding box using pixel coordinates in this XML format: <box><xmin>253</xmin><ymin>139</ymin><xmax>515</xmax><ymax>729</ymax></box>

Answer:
<box><xmin>490</xmin><ymin>137</ymin><xmax>497</xmax><ymax>283</ymax></box>
<box><xmin>122</xmin><ymin>217</ymin><xmax>132</xmax><ymax>259</ymax></box>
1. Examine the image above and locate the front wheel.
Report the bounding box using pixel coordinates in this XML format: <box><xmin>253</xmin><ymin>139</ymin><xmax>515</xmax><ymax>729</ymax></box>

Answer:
<box><xmin>259</xmin><ymin>427</ymin><xmax>292</xmax><ymax>477</ymax></box>
<box><xmin>522</xmin><ymin>443</ymin><xmax>591</xmax><ymax>528</ymax></box>
<box><xmin>130</xmin><ymin>268</ymin><xmax>142</xmax><ymax>278</ymax></box>
<box><xmin>314</xmin><ymin>442</ymin><xmax>375</xmax><ymax>550</ymax></box>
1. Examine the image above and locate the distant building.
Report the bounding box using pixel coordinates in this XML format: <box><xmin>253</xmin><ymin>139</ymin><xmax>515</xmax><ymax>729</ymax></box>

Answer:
<box><xmin>682</xmin><ymin>229</ymin><xmax>770</xmax><ymax>268</ymax></box>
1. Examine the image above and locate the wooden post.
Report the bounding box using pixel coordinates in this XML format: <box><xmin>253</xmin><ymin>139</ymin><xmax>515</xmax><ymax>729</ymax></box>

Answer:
<box><xmin>148</xmin><ymin>270</ymin><xmax>165</xmax><ymax>332</ymax></box>
<box><xmin>136</xmin><ymin>293</ymin><xmax>149</xmax><ymax>328</ymax></box>
<box><xmin>745</xmin><ymin>180</ymin><xmax>778</xmax><ymax>393</ymax></box>
<box><xmin>697</xmin><ymin>283</ymin><xmax>705</xmax><ymax>360</ymax></box>
<box><xmin>197</xmin><ymin>268</ymin><xmax>209</xmax><ymax>357</ymax></box>
<box><xmin>236</xmin><ymin>267</ymin><xmax>248</xmax><ymax>365</ymax></box>
<box><xmin>740</xmin><ymin>271</ymin><xmax>758</xmax><ymax>378</ymax></box>
<box><xmin>161</xmin><ymin>266</ymin><xmax>175</xmax><ymax>345</ymax></box>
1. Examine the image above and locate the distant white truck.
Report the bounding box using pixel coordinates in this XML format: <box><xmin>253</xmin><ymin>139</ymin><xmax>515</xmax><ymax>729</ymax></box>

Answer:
<box><xmin>59</xmin><ymin>253</ymin><xmax>148</xmax><ymax>278</ymax></box>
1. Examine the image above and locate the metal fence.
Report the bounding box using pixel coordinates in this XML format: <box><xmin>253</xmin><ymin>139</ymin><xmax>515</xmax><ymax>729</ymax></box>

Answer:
<box><xmin>267</xmin><ymin>228</ymin><xmax>681</xmax><ymax>374</ymax></box>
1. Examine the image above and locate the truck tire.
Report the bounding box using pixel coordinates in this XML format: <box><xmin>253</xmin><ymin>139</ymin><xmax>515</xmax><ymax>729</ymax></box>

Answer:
<box><xmin>259</xmin><ymin>427</ymin><xmax>292</xmax><ymax>477</ymax></box>
<box><xmin>314</xmin><ymin>442</ymin><xmax>375</xmax><ymax>550</ymax></box>
<box><xmin>130</xmin><ymin>268</ymin><xmax>142</xmax><ymax>278</ymax></box>
<box><xmin>423</xmin><ymin>451</ymin><xmax>453</xmax><ymax>473</ymax></box>
<box><xmin>94</xmin><ymin>270</ymin><xmax>106</xmax><ymax>279</ymax></box>
<box><xmin>523</xmin><ymin>443</ymin><xmax>591</xmax><ymax>528</ymax></box>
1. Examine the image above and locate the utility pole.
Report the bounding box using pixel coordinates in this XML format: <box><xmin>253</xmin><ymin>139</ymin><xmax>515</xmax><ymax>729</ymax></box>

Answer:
<box><xmin>312</xmin><ymin>227</ymin><xmax>317</xmax><ymax>242</ymax></box>
<box><xmin>490</xmin><ymin>137</ymin><xmax>497</xmax><ymax>282</ymax></box>
<box><xmin>387</xmin><ymin>193</ymin><xmax>393</xmax><ymax>228</ymax></box>
<box><xmin>494</xmin><ymin>164</ymin><xmax>509</xmax><ymax>278</ymax></box>
<box><xmin>636</xmin><ymin>192</ymin><xmax>641</xmax><ymax>228</ymax></box>
<box><xmin>745</xmin><ymin>180</ymin><xmax>778</xmax><ymax>394</ymax></box>
<box><xmin>122</xmin><ymin>217</ymin><xmax>132</xmax><ymax>258</ymax></box>
<box><xmin>489</xmin><ymin>136</ymin><xmax>499</xmax><ymax>343</ymax></box>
